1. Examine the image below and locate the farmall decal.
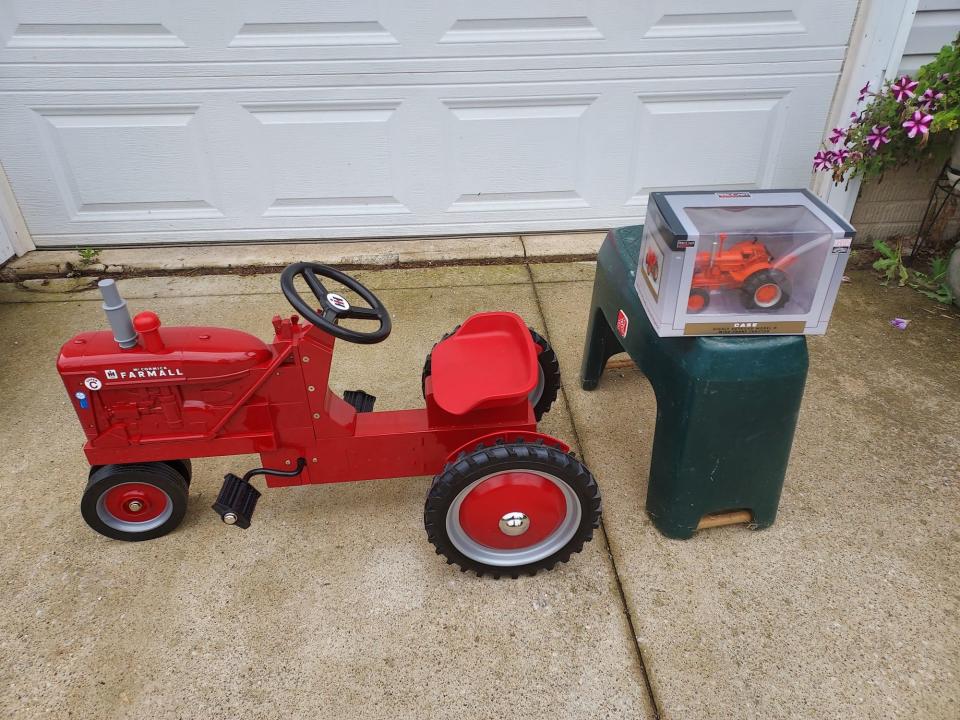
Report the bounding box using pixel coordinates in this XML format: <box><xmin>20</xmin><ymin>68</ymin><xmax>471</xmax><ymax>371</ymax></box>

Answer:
<box><xmin>104</xmin><ymin>366</ymin><xmax>184</xmax><ymax>381</ymax></box>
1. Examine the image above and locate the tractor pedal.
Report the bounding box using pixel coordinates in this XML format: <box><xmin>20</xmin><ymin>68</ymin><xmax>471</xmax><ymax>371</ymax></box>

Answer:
<box><xmin>343</xmin><ymin>389</ymin><xmax>377</xmax><ymax>413</ymax></box>
<box><xmin>212</xmin><ymin>473</ymin><xmax>261</xmax><ymax>529</ymax></box>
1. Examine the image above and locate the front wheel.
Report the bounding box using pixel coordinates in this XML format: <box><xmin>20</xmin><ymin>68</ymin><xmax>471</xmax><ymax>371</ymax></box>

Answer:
<box><xmin>81</xmin><ymin>462</ymin><xmax>189</xmax><ymax>541</ymax></box>
<box><xmin>687</xmin><ymin>288</ymin><xmax>710</xmax><ymax>314</ymax></box>
<box><xmin>424</xmin><ymin>440</ymin><xmax>602</xmax><ymax>578</ymax></box>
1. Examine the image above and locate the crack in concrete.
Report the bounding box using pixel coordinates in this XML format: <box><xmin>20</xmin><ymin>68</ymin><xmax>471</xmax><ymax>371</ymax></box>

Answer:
<box><xmin>523</xmin><ymin>261</ymin><xmax>663</xmax><ymax>720</ymax></box>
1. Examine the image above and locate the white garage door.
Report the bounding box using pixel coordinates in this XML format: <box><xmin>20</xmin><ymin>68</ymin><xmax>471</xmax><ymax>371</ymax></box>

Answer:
<box><xmin>0</xmin><ymin>1</ymin><xmax>858</xmax><ymax>247</ymax></box>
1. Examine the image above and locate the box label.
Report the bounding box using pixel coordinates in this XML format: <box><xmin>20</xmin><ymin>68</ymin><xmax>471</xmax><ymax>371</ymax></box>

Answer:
<box><xmin>714</xmin><ymin>191</ymin><xmax>752</xmax><ymax>199</ymax></box>
<box><xmin>683</xmin><ymin>321</ymin><xmax>806</xmax><ymax>336</ymax></box>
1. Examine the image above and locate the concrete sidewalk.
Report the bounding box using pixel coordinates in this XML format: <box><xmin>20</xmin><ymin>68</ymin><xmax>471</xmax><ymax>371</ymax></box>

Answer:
<box><xmin>0</xmin><ymin>262</ymin><xmax>957</xmax><ymax>720</ymax></box>
<box><xmin>0</xmin><ymin>232</ymin><xmax>605</xmax><ymax>279</ymax></box>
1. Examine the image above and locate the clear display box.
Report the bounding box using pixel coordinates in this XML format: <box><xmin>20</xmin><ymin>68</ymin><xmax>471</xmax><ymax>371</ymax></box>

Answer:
<box><xmin>633</xmin><ymin>189</ymin><xmax>855</xmax><ymax>337</ymax></box>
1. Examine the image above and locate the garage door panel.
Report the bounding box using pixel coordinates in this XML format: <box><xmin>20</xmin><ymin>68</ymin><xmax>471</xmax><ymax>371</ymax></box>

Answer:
<box><xmin>629</xmin><ymin>92</ymin><xmax>788</xmax><ymax>199</ymax></box>
<box><xmin>0</xmin><ymin>1</ymin><xmax>858</xmax><ymax>246</ymax></box>
<box><xmin>442</xmin><ymin>96</ymin><xmax>595</xmax><ymax>213</ymax></box>
<box><xmin>635</xmin><ymin>0</ymin><xmax>856</xmax><ymax>47</ymax></box>
<box><xmin>1</xmin><ymin>0</ymin><xmax>855</xmax><ymax>67</ymax></box>
<box><xmin>244</xmin><ymin>100</ymin><xmax>408</xmax><ymax>218</ymax></box>
<box><xmin>0</xmin><ymin>69</ymin><xmax>841</xmax><ymax>244</ymax></box>
<box><xmin>30</xmin><ymin>104</ymin><xmax>222</xmax><ymax>225</ymax></box>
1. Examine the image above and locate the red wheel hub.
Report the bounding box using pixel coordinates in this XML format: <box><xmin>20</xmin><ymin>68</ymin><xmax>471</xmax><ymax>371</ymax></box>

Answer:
<box><xmin>687</xmin><ymin>293</ymin><xmax>706</xmax><ymax>312</ymax></box>
<box><xmin>102</xmin><ymin>482</ymin><xmax>169</xmax><ymax>523</ymax></box>
<box><xmin>755</xmin><ymin>283</ymin><xmax>780</xmax><ymax>304</ymax></box>
<box><xmin>458</xmin><ymin>472</ymin><xmax>567</xmax><ymax>549</ymax></box>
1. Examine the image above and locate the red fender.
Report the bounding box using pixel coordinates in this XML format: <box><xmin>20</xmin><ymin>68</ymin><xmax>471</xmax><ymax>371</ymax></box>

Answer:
<box><xmin>443</xmin><ymin>430</ymin><xmax>570</xmax><ymax>466</ymax></box>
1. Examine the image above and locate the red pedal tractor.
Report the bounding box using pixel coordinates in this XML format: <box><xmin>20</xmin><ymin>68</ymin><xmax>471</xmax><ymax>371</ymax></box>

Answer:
<box><xmin>57</xmin><ymin>263</ymin><xmax>601</xmax><ymax>577</ymax></box>
<box><xmin>687</xmin><ymin>233</ymin><xmax>791</xmax><ymax>313</ymax></box>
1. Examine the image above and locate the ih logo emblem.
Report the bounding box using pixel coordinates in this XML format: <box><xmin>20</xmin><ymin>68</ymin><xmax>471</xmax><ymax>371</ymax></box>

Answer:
<box><xmin>326</xmin><ymin>293</ymin><xmax>350</xmax><ymax>311</ymax></box>
<box><xmin>616</xmin><ymin>309</ymin><xmax>629</xmax><ymax>338</ymax></box>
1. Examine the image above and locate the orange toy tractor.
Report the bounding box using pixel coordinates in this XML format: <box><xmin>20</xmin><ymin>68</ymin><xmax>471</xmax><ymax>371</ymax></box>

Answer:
<box><xmin>687</xmin><ymin>233</ymin><xmax>791</xmax><ymax>313</ymax></box>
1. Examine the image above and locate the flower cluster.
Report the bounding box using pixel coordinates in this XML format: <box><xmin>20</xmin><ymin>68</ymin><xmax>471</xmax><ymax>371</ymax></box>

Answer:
<box><xmin>813</xmin><ymin>38</ymin><xmax>960</xmax><ymax>183</ymax></box>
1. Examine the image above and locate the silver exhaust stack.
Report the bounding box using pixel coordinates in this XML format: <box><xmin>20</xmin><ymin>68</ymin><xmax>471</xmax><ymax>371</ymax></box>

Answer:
<box><xmin>98</xmin><ymin>279</ymin><xmax>138</xmax><ymax>349</ymax></box>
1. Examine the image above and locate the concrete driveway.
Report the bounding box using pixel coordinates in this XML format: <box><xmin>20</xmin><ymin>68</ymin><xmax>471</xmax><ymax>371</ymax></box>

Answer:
<box><xmin>0</xmin><ymin>261</ymin><xmax>957</xmax><ymax>719</ymax></box>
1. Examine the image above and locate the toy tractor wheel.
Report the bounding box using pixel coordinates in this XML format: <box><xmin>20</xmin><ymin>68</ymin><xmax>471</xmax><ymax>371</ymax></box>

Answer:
<box><xmin>424</xmin><ymin>440</ymin><xmax>602</xmax><ymax>578</ymax></box>
<box><xmin>742</xmin><ymin>269</ymin><xmax>790</xmax><ymax>310</ymax></box>
<box><xmin>422</xmin><ymin>327</ymin><xmax>560</xmax><ymax>421</ymax></box>
<box><xmin>687</xmin><ymin>288</ymin><xmax>710</xmax><ymax>314</ymax></box>
<box><xmin>81</xmin><ymin>462</ymin><xmax>189</xmax><ymax>542</ymax></box>
<box><xmin>88</xmin><ymin>458</ymin><xmax>191</xmax><ymax>484</ymax></box>
<box><xmin>163</xmin><ymin>459</ymin><xmax>192</xmax><ymax>485</ymax></box>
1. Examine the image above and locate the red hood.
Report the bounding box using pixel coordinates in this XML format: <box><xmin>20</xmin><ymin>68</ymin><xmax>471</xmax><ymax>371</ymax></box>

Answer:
<box><xmin>57</xmin><ymin>326</ymin><xmax>273</xmax><ymax>384</ymax></box>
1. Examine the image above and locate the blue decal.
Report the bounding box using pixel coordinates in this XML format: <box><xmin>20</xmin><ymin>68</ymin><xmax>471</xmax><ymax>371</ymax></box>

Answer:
<box><xmin>75</xmin><ymin>391</ymin><xmax>89</xmax><ymax>410</ymax></box>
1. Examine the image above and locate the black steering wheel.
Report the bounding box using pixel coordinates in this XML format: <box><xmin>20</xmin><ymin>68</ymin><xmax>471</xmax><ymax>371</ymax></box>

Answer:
<box><xmin>280</xmin><ymin>262</ymin><xmax>391</xmax><ymax>344</ymax></box>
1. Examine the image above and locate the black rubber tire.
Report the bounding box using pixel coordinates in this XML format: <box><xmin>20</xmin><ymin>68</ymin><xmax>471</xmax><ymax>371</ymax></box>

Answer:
<box><xmin>424</xmin><ymin>440</ymin><xmax>602</xmax><ymax>578</ymax></box>
<box><xmin>741</xmin><ymin>269</ymin><xmax>791</xmax><ymax>311</ymax></box>
<box><xmin>89</xmin><ymin>458</ymin><xmax>192</xmax><ymax>485</ymax></box>
<box><xmin>81</xmin><ymin>462</ymin><xmax>189</xmax><ymax>542</ymax></box>
<box><xmin>687</xmin><ymin>288</ymin><xmax>711</xmax><ymax>314</ymax></box>
<box><xmin>421</xmin><ymin>326</ymin><xmax>561</xmax><ymax>421</ymax></box>
<box><xmin>163</xmin><ymin>459</ymin><xmax>192</xmax><ymax>485</ymax></box>
<box><xmin>527</xmin><ymin>329</ymin><xmax>561</xmax><ymax>421</ymax></box>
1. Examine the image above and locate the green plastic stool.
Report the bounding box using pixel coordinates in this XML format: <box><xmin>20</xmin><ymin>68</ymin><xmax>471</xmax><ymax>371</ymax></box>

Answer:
<box><xmin>581</xmin><ymin>225</ymin><xmax>809</xmax><ymax>539</ymax></box>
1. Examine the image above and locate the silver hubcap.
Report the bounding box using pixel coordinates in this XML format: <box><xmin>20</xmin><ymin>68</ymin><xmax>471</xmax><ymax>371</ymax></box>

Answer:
<box><xmin>499</xmin><ymin>511</ymin><xmax>530</xmax><ymax>536</ymax></box>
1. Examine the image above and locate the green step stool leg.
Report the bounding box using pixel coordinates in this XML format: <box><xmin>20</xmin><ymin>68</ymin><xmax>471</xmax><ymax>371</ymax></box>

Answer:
<box><xmin>581</xmin><ymin>227</ymin><xmax>809</xmax><ymax>539</ymax></box>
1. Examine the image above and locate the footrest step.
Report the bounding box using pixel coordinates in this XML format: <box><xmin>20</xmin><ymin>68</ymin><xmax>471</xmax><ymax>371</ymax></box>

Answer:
<box><xmin>212</xmin><ymin>474</ymin><xmax>261</xmax><ymax>529</ymax></box>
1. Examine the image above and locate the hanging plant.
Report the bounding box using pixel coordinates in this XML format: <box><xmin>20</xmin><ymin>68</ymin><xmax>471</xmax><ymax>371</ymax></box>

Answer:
<box><xmin>814</xmin><ymin>37</ymin><xmax>960</xmax><ymax>184</ymax></box>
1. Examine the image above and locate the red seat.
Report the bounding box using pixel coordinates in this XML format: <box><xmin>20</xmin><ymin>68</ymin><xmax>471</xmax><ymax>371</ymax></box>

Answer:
<box><xmin>429</xmin><ymin>312</ymin><xmax>538</xmax><ymax>415</ymax></box>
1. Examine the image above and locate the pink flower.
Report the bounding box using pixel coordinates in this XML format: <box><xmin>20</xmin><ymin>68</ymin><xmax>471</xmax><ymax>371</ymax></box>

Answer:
<box><xmin>813</xmin><ymin>150</ymin><xmax>835</xmax><ymax>171</ymax></box>
<box><xmin>865</xmin><ymin>125</ymin><xmax>891</xmax><ymax>150</ymax></box>
<box><xmin>829</xmin><ymin>127</ymin><xmax>846</xmax><ymax>144</ymax></box>
<box><xmin>902</xmin><ymin>110</ymin><xmax>933</xmax><ymax>138</ymax></box>
<box><xmin>834</xmin><ymin>148</ymin><xmax>850</xmax><ymax>163</ymax></box>
<box><xmin>857</xmin><ymin>82</ymin><xmax>870</xmax><ymax>102</ymax></box>
<box><xmin>890</xmin><ymin>75</ymin><xmax>919</xmax><ymax>103</ymax></box>
<box><xmin>919</xmin><ymin>87</ymin><xmax>944</xmax><ymax>110</ymax></box>
<box><xmin>940</xmin><ymin>72</ymin><xmax>951</xmax><ymax>83</ymax></box>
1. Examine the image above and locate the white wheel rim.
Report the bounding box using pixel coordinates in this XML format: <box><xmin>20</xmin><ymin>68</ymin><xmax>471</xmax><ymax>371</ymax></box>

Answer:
<box><xmin>753</xmin><ymin>283</ymin><xmax>783</xmax><ymax>308</ymax></box>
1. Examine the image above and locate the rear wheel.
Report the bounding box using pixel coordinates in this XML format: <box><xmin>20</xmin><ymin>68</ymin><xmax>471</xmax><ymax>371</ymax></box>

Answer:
<box><xmin>81</xmin><ymin>462</ymin><xmax>189</xmax><ymax>541</ymax></box>
<box><xmin>742</xmin><ymin>269</ymin><xmax>790</xmax><ymax>310</ymax></box>
<box><xmin>421</xmin><ymin>326</ymin><xmax>560</xmax><ymax>421</ymax></box>
<box><xmin>424</xmin><ymin>440</ymin><xmax>602</xmax><ymax>578</ymax></box>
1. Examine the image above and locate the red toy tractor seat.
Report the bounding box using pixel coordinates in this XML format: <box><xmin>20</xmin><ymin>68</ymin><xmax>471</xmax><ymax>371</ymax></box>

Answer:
<box><xmin>429</xmin><ymin>312</ymin><xmax>539</xmax><ymax>415</ymax></box>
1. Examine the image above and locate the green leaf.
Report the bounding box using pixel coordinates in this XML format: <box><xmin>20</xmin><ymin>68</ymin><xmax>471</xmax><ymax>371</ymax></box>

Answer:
<box><xmin>931</xmin><ymin>257</ymin><xmax>949</xmax><ymax>278</ymax></box>
<box><xmin>873</xmin><ymin>239</ymin><xmax>896</xmax><ymax>259</ymax></box>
